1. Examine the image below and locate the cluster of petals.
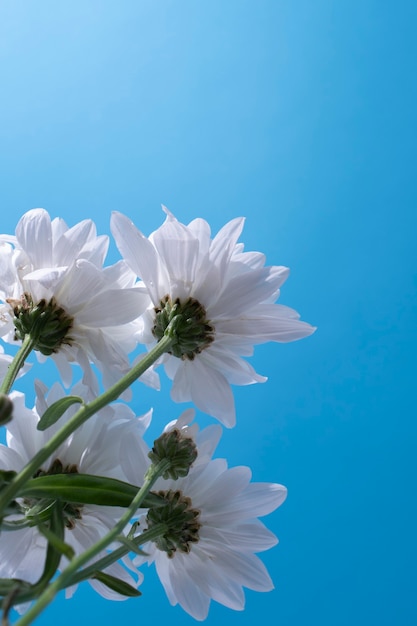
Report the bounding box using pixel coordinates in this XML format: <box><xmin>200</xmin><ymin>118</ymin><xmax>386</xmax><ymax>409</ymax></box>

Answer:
<box><xmin>0</xmin><ymin>382</ymin><xmax>151</xmax><ymax>602</ymax></box>
<box><xmin>0</xmin><ymin>209</ymin><xmax>150</xmax><ymax>389</ymax></box>
<box><xmin>134</xmin><ymin>416</ymin><xmax>287</xmax><ymax>621</ymax></box>
<box><xmin>111</xmin><ymin>208</ymin><xmax>315</xmax><ymax>426</ymax></box>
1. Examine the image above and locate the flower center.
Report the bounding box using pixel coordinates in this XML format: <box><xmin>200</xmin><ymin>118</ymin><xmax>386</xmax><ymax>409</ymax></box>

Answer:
<box><xmin>25</xmin><ymin>458</ymin><xmax>83</xmax><ymax>530</ymax></box>
<box><xmin>152</xmin><ymin>295</ymin><xmax>215</xmax><ymax>360</ymax></box>
<box><xmin>8</xmin><ymin>292</ymin><xmax>74</xmax><ymax>355</ymax></box>
<box><xmin>146</xmin><ymin>489</ymin><xmax>201</xmax><ymax>558</ymax></box>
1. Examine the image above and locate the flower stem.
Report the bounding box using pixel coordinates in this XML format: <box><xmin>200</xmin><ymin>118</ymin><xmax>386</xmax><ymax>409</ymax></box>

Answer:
<box><xmin>14</xmin><ymin>460</ymin><xmax>170</xmax><ymax>626</ymax></box>
<box><xmin>70</xmin><ymin>523</ymin><xmax>167</xmax><ymax>584</ymax></box>
<box><xmin>0</xmin><ymin>334</ymin><xmax>36</xmax><ymax>395</ymax></box>
<box><xmin>0</xmin><ymin>333</ymin><xmax>175</xmax><ymax>517</ymax></box>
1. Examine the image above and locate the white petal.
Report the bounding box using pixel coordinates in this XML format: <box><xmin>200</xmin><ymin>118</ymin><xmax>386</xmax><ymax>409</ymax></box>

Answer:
<box><xmin>167</xmin><ymin>556</ymin><xmax>211</xmax><ymax>621</ymax></box>
<box><xmin>208</xmin><ymin>267</ymin><xmax>285</xmax><ymax>319</ymax></box>
<box><xmin>170</xmin><ymin>359</ymin><xmax>235</xmax><ymax>426</ymax></box>
<box><xmin>209</xmin><ymin>217</ymin><xmax>245</xmax><ymax>277</ymax></box>
<box><xmin>151</xmin><ymin>213</ymin><xmax>200</xmax><ymax>299</ymax></box>
<box><xmin>75</xmin><ymin>288</ymin><xmax>148</xmax><ymax>327</ymax></box>
<box><xmin>207</xmin><ymin>521</ymin><xmax>278</xmax><ymax>552</ymax></box>
<box><xmin>207</xmin><ymin>547</ymin><xmax>274</xmax><ymax>592</ymax></box>
<box><xmin>54</xmin><ymin>219</ymin><xmax>97</xmax><ymax>266</ymax></box>
<box><xmin>196</xmin><ymin>466</ymin><xmax>251</xmax><ymax>511</ymax></box>
<box><xmin>188</xmin><ymin>359</ymin><xmax>236</xmax><ymax>427</ymax></box>
<box><xmin>111</xmin><ymin>212</ymin><xmax>165</xmax><ymax>303</ymax></box>
<box><xmin>15</xmin><ymin>208</ymin><xmax>53</xmax><ymax>268</ymax></box>
<box><xmin>201</xmin><ymin>346</ymin><xmax>267</xmax><ymax>385</ymax></box>
<box><xmin>228</xmin><ymin>482</ymin><xmax>288</xmax><ymax>517</ymax></box>
<box><xmin>169</xmin><ymin>360</ymin><xmax>192</xmax><ymax>402</ymax></box>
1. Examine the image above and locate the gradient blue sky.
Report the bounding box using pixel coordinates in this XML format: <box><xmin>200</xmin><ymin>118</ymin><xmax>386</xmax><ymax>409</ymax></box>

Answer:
<box><xmin>0</xmin><ymin>2</ymin><xmax>416</xmax><ymax>625</ymax></box>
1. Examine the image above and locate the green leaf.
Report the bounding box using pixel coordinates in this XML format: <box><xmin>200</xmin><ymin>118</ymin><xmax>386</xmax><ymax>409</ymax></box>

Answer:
<box><xmin>20</xmin><ymin>474</ymin><xmax>166</xmax><ymax>509</ymax></box>
<box><xmin>37</xmin><ymin>504</ymin><xmax>75</xmax><ymax>561</ymax></box>
<box><xmin>37</xmin><ymin>395</ymin><xmax>84</xmax><ymax>431</ymax></box>
<box><xmin>0</xmin><ymin>578</ymin><xmax>33</xmax><ymax>597</ymax></box>
<box><xmin>91</xmin><ymin>571</ymin><xmax>142</xmax><ymax>597</ymax></box>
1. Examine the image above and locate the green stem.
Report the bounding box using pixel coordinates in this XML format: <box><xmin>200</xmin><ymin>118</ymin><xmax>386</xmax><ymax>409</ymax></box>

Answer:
<box><xmin>14</xmin><ymin>460</ymin><xmax>170</xmax><ymax>626</ymax></box>
<box><xmin>0</xmin><ymin>335</ymin><xmax>36</xmax><ymax>395</ymax></box>
<box><xmin>70</xmin><ymin>523</ymin><xmax>166</xmax><ymax>584</ymax></box>
<box><xmin>0</xmin><ymin>333</ymin><xmax>174</xmax><ymax>517</ymax></box>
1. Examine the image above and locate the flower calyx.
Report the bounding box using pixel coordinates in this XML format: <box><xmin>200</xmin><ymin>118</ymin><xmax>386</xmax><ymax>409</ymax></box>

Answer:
<box><xmin>8</xmin><ymin>293</ymin><xmax>74</xmax><ymax>355</ymax></box>
<box><xmin>148</xmin><ymin>428</ymin><xmax>198</xmax><ymax>480</ymax></box>
<box><xmin>152</xmin><ymin>295</ymin><xmax>215</xmax><ymax>360</ymax></box>
<box><xmin>146</xmin><ymin>489</ymin><xmax>201</xmax><ymax>558</ymax></box>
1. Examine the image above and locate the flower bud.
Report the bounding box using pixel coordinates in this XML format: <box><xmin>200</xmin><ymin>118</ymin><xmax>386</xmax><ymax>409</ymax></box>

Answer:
<box><xmin>148</xmin><ymin>428</ymin><xmax>198</xmax><ymax>479</ymax></box>
<box><xmin>0</xmin><ymin>394</ymin><xmax>13</xmax><ymax>425</ymax></box>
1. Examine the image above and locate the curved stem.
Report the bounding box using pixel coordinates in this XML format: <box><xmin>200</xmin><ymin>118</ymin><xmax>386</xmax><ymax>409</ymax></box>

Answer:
<box><xmin>0</xmin><ymin>333</ymin><xmax>174</xmax><ymax>517</ymax></box>
<box><xmin>0</xmin><ymin>335</ymin><xmax>35</xmax><ymax>395</ymax></box>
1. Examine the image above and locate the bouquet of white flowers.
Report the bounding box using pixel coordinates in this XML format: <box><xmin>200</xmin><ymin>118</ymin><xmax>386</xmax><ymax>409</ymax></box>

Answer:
<box><xmin>0</xmin><ymin>207</ymin><xmax>315</xmax><ymax>624</ymax></box>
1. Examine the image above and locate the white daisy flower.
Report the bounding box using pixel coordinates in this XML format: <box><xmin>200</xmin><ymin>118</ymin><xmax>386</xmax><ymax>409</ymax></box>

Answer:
<box><xmin>0</xmin><ymin>209</ymin><xmax>150</xmax><ymax>389</ymax></box>
<box><xmin>111</xmin><ymin>208</ymin><xmax>316</xmax><ymax>426</ymax></box>
<box><xmin>0</xmin><ymin>383</ymin><xmax>151</xmax><ymax>601</ymax></box>
<box><xmin>134</xmin><ymin>456</ymin><xmax>287</xmax><ymax>621</ymax></box>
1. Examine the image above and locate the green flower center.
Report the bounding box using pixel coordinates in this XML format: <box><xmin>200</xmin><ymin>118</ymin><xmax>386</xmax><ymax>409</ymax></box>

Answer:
<box><xmin>8</xmin><ymin>292</ymin><xmax>74</xmax><ymax>356</ymax></box>
<box><xmin>152</xmin><ymin>295</ymin><xmax>215</xmax><ymax>360</ymax></box>
<box><xmin>146</xmin><ymin>489</ymin><xmax>201</xmax><ymax>558</ymax></box>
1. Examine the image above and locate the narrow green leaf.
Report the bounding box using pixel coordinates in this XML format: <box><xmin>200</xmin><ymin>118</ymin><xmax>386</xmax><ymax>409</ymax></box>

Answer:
<box><xmin>91</xmin><ymin>571</ymin><xmax>141</xmax><ymax>597</ymax></box>
<box><xmin>37</xmin><ymin>526</ymin><xmax>74</xmax><ymax>560</ymax></box>
<box><xmin>37</xmin><ymin>504</ymin><xmax>75</xmax><ymax>561</ymax></box>
<box><xmin>37</xmin><ymin>396</ymin><xmax>84</xmax><ymax>431</ymax></box>
<box><xmin>20</xmin><ymin>474</ymin><xmax>165</xmax><ymax>509</ymax></box>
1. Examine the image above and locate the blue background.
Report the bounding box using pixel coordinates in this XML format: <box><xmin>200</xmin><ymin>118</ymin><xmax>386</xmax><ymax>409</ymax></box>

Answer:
<box><xmin>0</xmin><ymin>2</ymin><xmax>416</xmax><ymax>625</ymax></box>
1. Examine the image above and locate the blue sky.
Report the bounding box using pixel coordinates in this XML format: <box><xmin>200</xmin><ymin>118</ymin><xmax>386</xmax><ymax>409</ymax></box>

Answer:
<box><xmin>0</xmin><ymin>2</ymin><xmax>416</xmax><ymax>625</ymax></box>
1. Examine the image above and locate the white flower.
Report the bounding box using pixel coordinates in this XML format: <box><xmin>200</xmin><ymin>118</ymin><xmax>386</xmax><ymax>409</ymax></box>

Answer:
<box><xmin>111</xmin><ymin>208</ymin><xmax>316</xmax><ymax>426</ymax></box>
<box><xmin>134</xmin><ymin>456</ymin><xmax>287</xmax><ymax>621</ymax></box>
<box><xmin>0</xmin><ymin>383</ymin><xmax>151</xmax><ymax>601</ymax></box>
<box><xmin>0</xmin><ymin>209</ymin><xmax>150</xmax><ymax>389</ymax></box>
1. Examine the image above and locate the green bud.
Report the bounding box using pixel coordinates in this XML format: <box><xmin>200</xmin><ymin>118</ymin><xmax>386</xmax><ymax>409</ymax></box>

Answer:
<box><xmin>149</xmin><ymin>428</ymin><xmax>198</xmax><ymax>479</ymax></box>
<box><xmin>0</xmin><ymin>394</ymin><xmax>13</xmax><ymax>425</ymax></box>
